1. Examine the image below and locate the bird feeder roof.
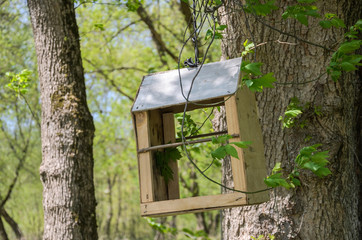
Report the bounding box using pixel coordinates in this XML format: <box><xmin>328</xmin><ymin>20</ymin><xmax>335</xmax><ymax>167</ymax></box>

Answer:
<box><xmin>131</xmin><ymin>57</ymin><xmax>242</xmax><ymax>112</ymax></box>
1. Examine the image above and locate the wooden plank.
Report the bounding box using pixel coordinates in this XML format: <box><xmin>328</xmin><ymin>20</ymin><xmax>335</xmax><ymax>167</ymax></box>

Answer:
<box><xmin>224</xmin><ymin>95</ymin><xmax>247</xmax><ymax>192</ymax></box>
<box><xmin>149</xmin><ymin>110</ymin><xmax>168</xmax><ymax>201</ymax></box>
<box><xmin>140</xmin><ymin>192</ymin><xmax>248</xmax><ymax>217</ymax></box>
<box><xmin>229</xmin><ymin>88</ymin><xmax>269</xmax><ymax>204</ymax></box>
<box><xmin>134</xmin><ymin>111</ymin><xmax>154</xmax><ymax>203</ymax></box>
<box><xmin>162</xmin><ymin>113</ymin><xmax>180</xmax><ymax>200</ymax></box>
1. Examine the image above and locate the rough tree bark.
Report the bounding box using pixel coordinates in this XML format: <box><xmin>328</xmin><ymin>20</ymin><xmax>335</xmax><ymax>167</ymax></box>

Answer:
<box><xmin>27</xmin><ymin>1</ymin><xmax>98</xmax><ymax>239</ymax></box>
<box><xmin>215</xmin><ymin>0</ymin><xmax>361</xmax><ymax>239</ymax></box>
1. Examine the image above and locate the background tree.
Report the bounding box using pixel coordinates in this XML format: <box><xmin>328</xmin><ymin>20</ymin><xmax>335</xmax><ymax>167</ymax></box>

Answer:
<box><xmin>27</xmin><ymin>0</ymin><xmax>98</xmax><ymax>239</ymax></box>
<box><xmin>0</xmin><ymin>1</ymin><xmax>42</xmax><ymax>239</ymax></box>
<box><xmin>216</xmin><ymin>0</ymin><xmax>361</xmax><ymax>239</ymax></box>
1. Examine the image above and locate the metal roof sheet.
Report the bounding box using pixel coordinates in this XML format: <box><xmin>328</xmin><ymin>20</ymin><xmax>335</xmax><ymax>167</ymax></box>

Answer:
<box><xmin>131</xmin><ymin>57</ymin><xmax>242</xmax><ymax>112</ymax></box>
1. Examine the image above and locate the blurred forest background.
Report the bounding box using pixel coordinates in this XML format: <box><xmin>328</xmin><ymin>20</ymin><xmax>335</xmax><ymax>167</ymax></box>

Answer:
<box><xmin>0</xmin><ymin>0</ymin><xmax>225</xmax><ymax>239</ymax></box>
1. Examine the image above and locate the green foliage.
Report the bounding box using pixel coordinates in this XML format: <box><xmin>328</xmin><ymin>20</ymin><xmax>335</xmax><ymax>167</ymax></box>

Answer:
<box><xmin>295</xmin><ymin>144</ymin><xmax>331</xmax><ymax>177</ymax></box>
<box><xmin>147</xmin><ymin>218</ymin><xmax>211</xmax><ymax>240</ymax></box>
<box><xmin>154</xmin><ymin>148</ymin><xmax>182</xmax><ymax>184</ymax></box>
<box><xmin>176</xmin><ymin>113</ymin><xmax>199</xmax><ymax>138</ymax></box>
<box><xmin>6</xmin><ymin>69</ymin><xmax>32</xmax><ymax>96</ymax></box>
<box><xmin>146</xmin><ymin>218</ymin><xmax>177</xmax><ymax>236</ymax></box>
<box><xmin>125</xmin><ymin>0</ymin><xmax>143</xmax><ymax>12</ymax></box>
<box><xmin>241</xmin><ymin>39</ymin><xmax>255</xmax><ymax>57</ymax></box>
<box><xmin>278</xmin><ymin>97</ymin><xmax>303</xmax><ymax>128</ymax></box>
<box><xmin>205</xmin><ymin>22</ymin><xmax>227</xmax><ymax>40</ymax></box>
<box><xmin>94</xmin><ymin>23</ymin><xmax>105</xmax><ymax>31</ymax></box>
<box><xmin>319</xmin><ymin>13</ymin><xmax>346</xmax><ymax>29</ymax></box>
<box><xmin>327</xmin><ymin>19</ymin><xmax>362</xmax><ymax>81</ymax></box>
<box><xmin>282</xmin><ymin>3</ymin><xmax>320</xmax><ymax>26</ymax></box>
<box><xmin>250</xmin><ymin>234</ymin><xmax>275</xmax><ymax>240</ymax></box>
<box><xmin>210</xmin><ymin>135</ymin><xmax>252</xmax><ymax>160</ymax></box>
<box><xmin>244</xmin><ymin>0</ymin><xmax>278</xmax><ymax>16</ymax></box>
<box><xmin>264</xmin><ymin>144</ymin><xmax>331</xmax><ymax>189</ymax></box>
<box><xmin>240</xmin><ymin>60</ymin><xmax>276</xmax><ymax>92</ymax></box>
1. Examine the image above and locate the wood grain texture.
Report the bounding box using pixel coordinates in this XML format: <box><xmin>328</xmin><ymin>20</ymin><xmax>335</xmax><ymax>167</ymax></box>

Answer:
<box><xmin>140</xmin><ymin>193</ymin><xmax>247</xmax><ymax>217</ymax></box>
<box><xmin>162</xmin><ymin>113</ymin><xmax>180</xmax><ymax>200</ymax></box>
<box><xmin>135</xmin><ymin>111</ymin><xmax>154</xmax><ymax>203</ymax></box>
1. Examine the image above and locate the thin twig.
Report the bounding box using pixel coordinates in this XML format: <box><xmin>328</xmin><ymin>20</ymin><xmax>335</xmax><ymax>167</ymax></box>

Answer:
<box><xmin>138</xmin><ymin>133</ymin><xmax>239</xmax><ymax>153</ymax></box>
<box><xmin>84</xmin><ymin>58</ymin><xmax>135</xmax><ymax>101</ymax></box>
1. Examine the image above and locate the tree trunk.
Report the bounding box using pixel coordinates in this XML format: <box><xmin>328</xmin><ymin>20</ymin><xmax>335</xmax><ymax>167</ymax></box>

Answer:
<box><xmin>27</xmin><ymin>1</ymin><xmax>98</xmax><ymax>239</ymax></box>
<box><xmin>217</xmin><ymin>0</ymin><xmax>361</xmax><ymax>239</ymax></box>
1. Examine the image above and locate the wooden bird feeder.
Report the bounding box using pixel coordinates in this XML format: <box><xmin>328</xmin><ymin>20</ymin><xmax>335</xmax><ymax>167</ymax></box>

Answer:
<box><xmin>131</xmin><ymin>58</ymin><xmax>268</xmax><ymax>217</ymax></box>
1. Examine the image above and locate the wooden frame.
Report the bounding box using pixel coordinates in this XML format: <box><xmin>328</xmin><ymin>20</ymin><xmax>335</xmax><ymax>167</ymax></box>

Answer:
<box><xmin>132</xmin><ymin>87</ymin><xmax>269</xmax><ymax>217</ymax></box>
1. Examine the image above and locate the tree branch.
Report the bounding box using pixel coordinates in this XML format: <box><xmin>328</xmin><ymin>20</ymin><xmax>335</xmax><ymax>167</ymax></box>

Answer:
<box><xmin>86</xmin><ymin>66</ymin><xmax>147</xmax><ymax>74</ymax></box>
<box><xmin>0</xmin><ymin>217</ymin><xmax>9</xmax><ymax>240</ymax></box>
<box><xmin>0</xmin><ymin>125</ymin><xmax>27</xmax><ymax>209</ymax></box>
<box><xmin>106</xmin><ymin>20</ymin><xmax>141</xmax><ymax>44</ymax></box>
<box><xmin>0</xmin><ymin>208</ymin><xmax>23</xmax><ymax>239</ymax></box>
<box><xmin>84</xmin><ymin>58</ymin><xmax>135</xmax><ymax>102</ymax></box>
<box><xmin>229</xmin><ymin>1</ymin><xmax>334</xmax><ymax>52</ymax></box>
<box><xmin>136</xmin><ymin>4</ymin><xmax>178</xmax><ymax>64</ymax></box>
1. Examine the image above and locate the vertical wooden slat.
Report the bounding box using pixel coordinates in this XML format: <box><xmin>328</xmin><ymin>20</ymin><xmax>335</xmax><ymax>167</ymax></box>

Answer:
<box><xmin>134</xmin><ymin>111</ymin><xmax>154</xmax><ymax>203</ymax></box>
<box><xmin>149</xmin><ymin>110</ymin><xmax>168</xmax><ymax>201</ymax></box>
<box><xmin>225</xmin><ymin>88</ymin><xmax>269</xmax><ymax>204</ymax></box>
<box><xmin>162</xmin><ymin>113</ymin><xmax>180</xmax><ymax>200</ymax></box>
<box><xmin>225</xmin><ymin>96</ymin><xmax>247</xmax><ymax>192</ymax></box>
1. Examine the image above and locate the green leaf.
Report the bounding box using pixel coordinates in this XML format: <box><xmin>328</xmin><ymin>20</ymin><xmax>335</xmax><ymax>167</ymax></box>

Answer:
<box><xmin>216</xmin><ymin>25</ymin><xmax>227</xmax><ymax>31</ymax></box>
<box><xmin>285</xmin><ymin>109</ymin><xmax>302</xmax><ymax>117</ymax></box>
<box><xmin>330</xmin><ymin>18</ymin><xmax>346</xmax><ymax>28</ymax></box>
<box><xmin>296</xmin><ymin>13</ymin><xmax>309</xmax><ymax>25</ymax></box>
<box><xmin>244</xmin><ymin>62</ymin><xmax>263</xmax><ymax>76</ymax></box>
<box><xmin>319</xmin><ymin>20</ymin><xmax>332</xmax><ymax>28</ymax></box>
<box><xmin>340</xmin><ymin>62</ymin><xmax>357</xmax><ymax>71</ymax></box>
<box><xmin>256</xmin><ymin>72</ymin><xmax>276</xmax><ymax>88</ymax></box>
<box><xmin>264</xmin><ymin>173</ymin><xmax>290</xmax><ymax>189</ymax></box>
<box><xmin>304</xmin><ymin>9</ymin><xmax>320</xmax><ymax>18</ymax></box>
<box><xmin>338</xmin><ymin>40</ymin><xmax>362</xmax><ymax>53</ymax></box>
<box><xmin>225</xmin><ymin>144</ymin><xmax>239</xmax><ymax>159</ymax></box>
<box><xmin>302</xmin><ymin>161</ymin><xmax>321</xmax><ymax>172</ymax></box>
<box><xmin>314</xmin><ymin>167</ymin><xmax>332</xmax><ymax>177</ymax></box>
<box><xmin>94</xmin><ymin>23</ymin><xmax>105</xmax><ymax>31</ymax></box>
<box><xmin>168</xmin><ymin>148</ymin><xmax>182</xmax><ymax>161</ymax></box>
<box><xmin>325</xmin><ymin>13</ymin><xmax>337</xmax><ymax>19</ymax></box>
<box><xmin>245</xmin><ymin>0</ymin><xmax>278</xmax><ymax>16</ymax></box>
<box><xmin>245</xmin><ymin>72</ymin><xmax>276</xmax><ymax>92</ymax></box>
<box><xmin>291</xmin><ymin>178</ymin><xmax>301</xmax><ymax>186</ymax></box>
<box><xmin>230</xmin><ymin>141</ymin><xmax>252</xmax><ymax>148</ymax></box>
<box><xmin>214</xmin><ymin>134</ymin><xmax>232</xmax><ymax>144</ymax></box>
<box><xmin>330</xmin><ymin>70</ymin><xmax>341</xmax><ymax>81</ymax></box>
<box><xmin>211</xmin><ymin>146</ymin><xmax>227</xmax><ymax>159</ymax></box>
<box><xmin>272</xmin><ymin>162</ymin><xmax>282</xmax><ymax>173</ymax></box>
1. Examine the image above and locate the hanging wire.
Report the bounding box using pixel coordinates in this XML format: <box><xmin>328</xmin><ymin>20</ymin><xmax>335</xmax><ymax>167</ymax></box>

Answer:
<box><xmin>177</xmin><ymin>0</ymin><xmax>271</xmax><ymax>195</ymax></box>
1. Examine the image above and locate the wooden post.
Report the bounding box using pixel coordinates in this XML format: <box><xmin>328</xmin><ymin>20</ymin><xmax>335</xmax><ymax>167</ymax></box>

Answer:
<box><xmin>225</xmin><ymin>96</ymin><xmax>247</xmax><ymax>192</ymax></box>
<box><xmin>225</xmin><ymin>88</ymin><xmax>269</xmax><ymax>204</ymax></box>
<box><xmin>149</xmin><ymin>110</ymin><xmax>168</xmax><ymax>201</ymax></box>
<box><xmin>134</xmin><ymin>111</ymin><xmax>154</xmax><ymax>203</ymax></box>
<box><xmin>162</xmin><ymin>113</ymin><xmax>180</xmax><ymax>200</ymax></box>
